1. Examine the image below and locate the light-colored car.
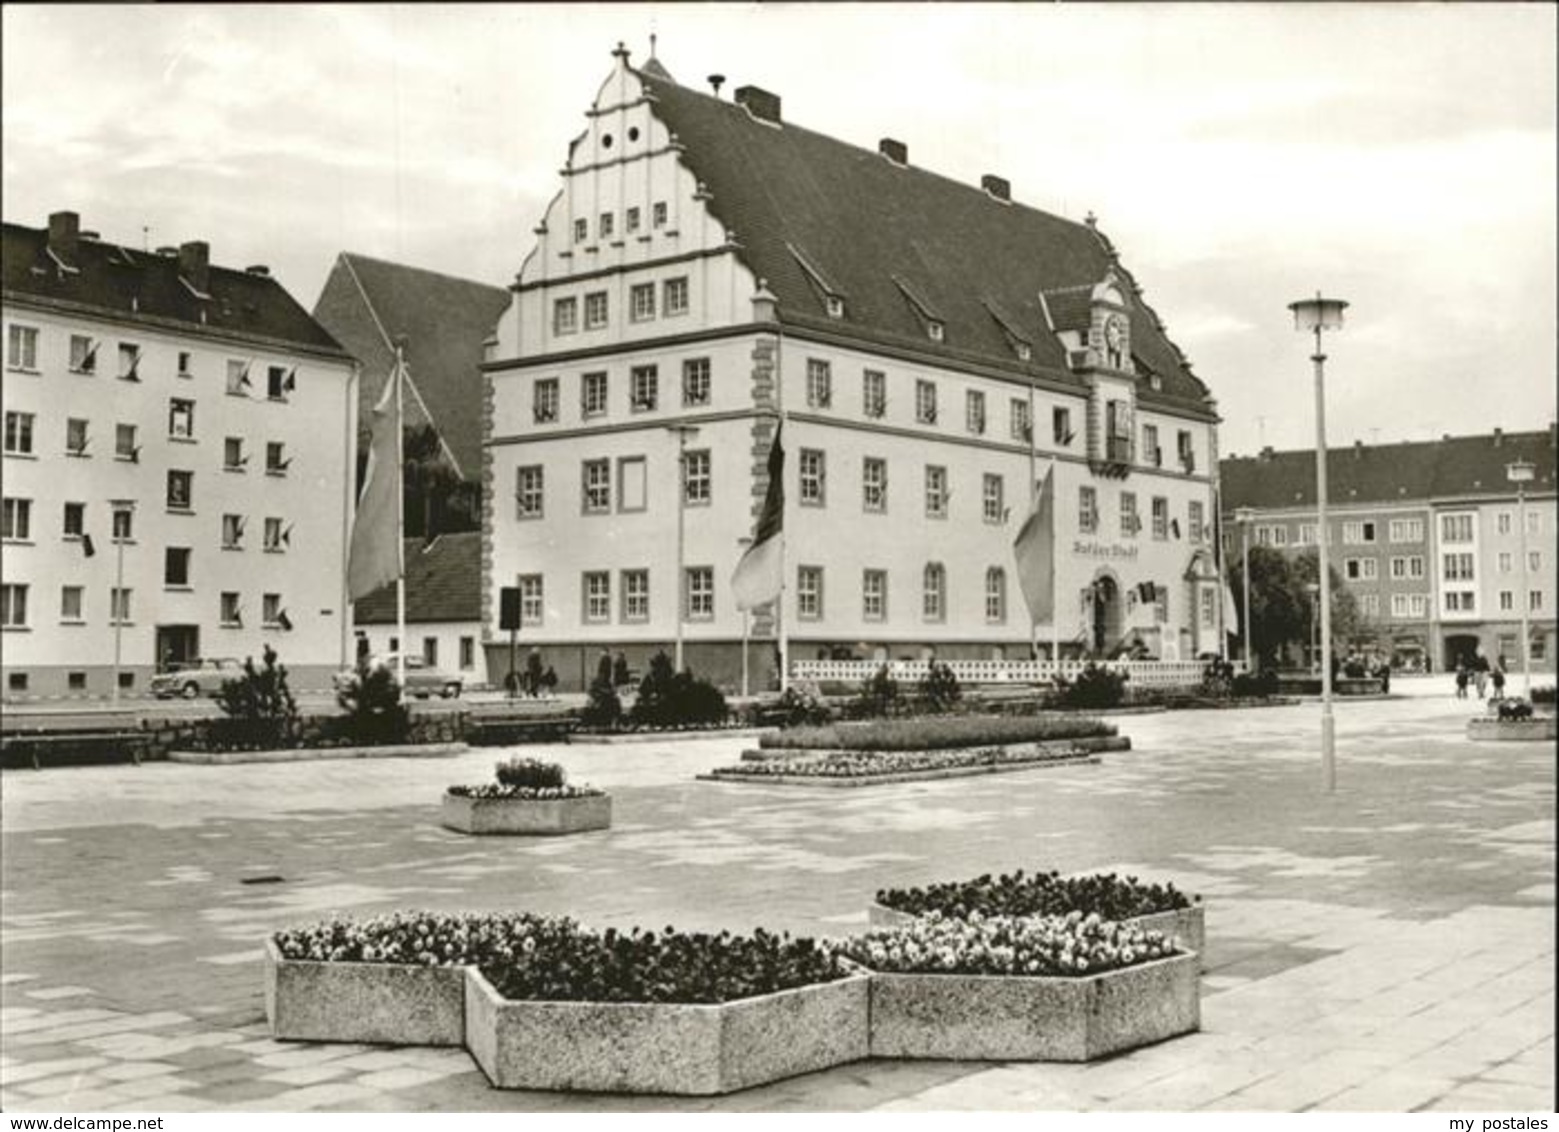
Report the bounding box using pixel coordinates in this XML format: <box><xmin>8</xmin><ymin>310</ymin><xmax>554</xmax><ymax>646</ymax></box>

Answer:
<box><xmin>334</xmin><ymin>653</ymin><xmax>463</xmax><ymax>700</ymax></box>
<box><xmin>150</xmin><ymin>658</ymin><xmax>244</xmax><ymax>699</ymax></box>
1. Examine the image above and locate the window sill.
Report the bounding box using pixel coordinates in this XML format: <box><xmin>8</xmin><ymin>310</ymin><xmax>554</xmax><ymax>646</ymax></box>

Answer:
<box><xmin>267</xmin><ymin>397</ymin><xmax>289</xmax><ymax>405</ymax></box>
<box><xmin>224</xmin><ymin>465</ymin><xmax>246</xmax><ymax>474</ymax></box>
<box><xmin>112</xmin><ymin>538</ymin><xmax>136</xmax><ymax>547</ymax></box>
<box><xmin>2</xmin><ymin>538</ymin><xmax>35</xmax><ymax>547</ymax></box>
<box><xmin>219</xmin><ymin>622</ymin><xmax>243</xmax><ymax>630</ymax></box>
<box><xmin>164</xmin><ymin>585</ymin><xmax>193</xmax><ymax>593</ymax></box>
<box><xmin>263</xmin><ymin>547</ymin><xmax>286</xmax><ymax>554</ymax></box>
<box><xmin>109</xmin><ymin>621</ymin><xmax>136</xmax><ymax>628</ymax></box>
<box><xmin>265</xmin><ymin>469</ymin><xmax>288</xmax><ymax>478</ymax></box>
<box><xmin>221</xmin><ymin>544</ymin><xmax>244</xmax><ymax>552</ymax></box>
<box><xmin>3</xmin><ymin>451</ymin><xmax>37</xmax><ymax>460</ymax></box>
<box><xmin>65</xmin><ymin>451</ymin><xmax>91</xmax><ymax>459</ymax></box>
<box><xmin>166</xmin><ymin>507</ymin><xmax>195</xmax><ymax>516</ymax></box>
<box><xmin>800</xmin><ymin>500</ymin><xmax>826</xmax><ymax>509</ymax></box>
<box><xmin>169</xmin><ymin>436</ymin><xmax>197</xmax><ymax>445</ymax></box>
<box><xmin>59</xmin><ymin>619</ymin><xmax>85</xmax><ymax>627</ymax></box>
<box><xmin>70</xmin><ymin>367</ymin><xmax>97</xmax><ymax>376</ymax></box>
<box><xmin>682</xmin><ymin>500</ymin><xmax>711</xmax><ymax>509</ymax></box>
<box><xmin>114</xmin><ymin>455</ymin><xmax>139</xmax><ymax>464</ymax></box>
<box><xmin>226</xmin><ymin>390</ymin><xmax>252</xmax><ymax>399</ymax></box>
<box><xmin>6</xmin><ymin>367</ymin><xmax>40</xmax><ymax>376</ymax></box>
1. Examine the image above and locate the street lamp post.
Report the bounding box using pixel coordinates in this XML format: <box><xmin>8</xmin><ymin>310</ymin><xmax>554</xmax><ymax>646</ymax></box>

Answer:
<box><xmin>1235</xmin><ymin>506</ymin><xmax>1255</xmax><ymax>668</ymax></box>
<box><xmin>667</xmin><ymin>424</ymin><xmax>701</xmax><ymax>673</ymax></box>
<box><xmin>1507</xmin><ymin>459</ymin><xmax>1535</xmax><ymax>698</ymax></box>
<box><xmin>109</xmin><ymin>499</ymin><xmax>136</xmax><ymax>706</ymax></box>
<box><xmin>1289</xmin><ymin>293</ymin><xmax>1348</xmax><ymax>793</ymax></box>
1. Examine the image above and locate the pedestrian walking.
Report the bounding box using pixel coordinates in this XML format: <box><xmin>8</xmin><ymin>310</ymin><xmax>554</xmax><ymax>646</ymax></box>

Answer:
<box><xmin>596</xmin><ymin>648</ymin><xmax>613</xmax><ymax>688</ymax></box>
<box><xmin>525</xmin><ymin>647</ymin><xmax>544</xmax><ymax>698</ymax></box>
<box><xmin>1473</xmin><ymin>650</ymin><xmax>1490</xmax><ymax>699</ymax></box>
<box><xmin>1455</xmin><ymin>661</ymin><xmax>1468</xmax><ymax>700</ymax></box>
<box><xmin>612</xmin><ymin>650</ymin><xmax>631</xmax><ymax>687</ymax></box>
<box><xmin>1491</xmin><ymin>663</ymin><xmax>1506</xmax><ymax>699</ymax></box>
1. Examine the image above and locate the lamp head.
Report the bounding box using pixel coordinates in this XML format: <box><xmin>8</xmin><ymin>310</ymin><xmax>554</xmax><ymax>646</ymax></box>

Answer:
<box><xmin>1506</xmin><ymin>459</ymin><xmax>1535</xmax><ymax>485</ymax></box>
<box><xmin>1234</xmin><ymin>507</ymin><xmax>1256</xmax><ymax>524</ymax></box>
<box><xmin>1288</xmin><ymin>293</ymin><xmax>1348</xmax><ymax>333</ymax></box>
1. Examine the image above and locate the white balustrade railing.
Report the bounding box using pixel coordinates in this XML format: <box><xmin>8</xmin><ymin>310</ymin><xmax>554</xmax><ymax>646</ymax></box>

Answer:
<box><xmin>789</xmin><ymin>658</ymin><xmax>1244</xmax><ymax>690</ymax></box>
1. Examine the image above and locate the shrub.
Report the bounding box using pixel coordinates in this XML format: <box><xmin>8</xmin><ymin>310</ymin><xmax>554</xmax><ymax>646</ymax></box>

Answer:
<box><xmin>1232</xmin><ymin>668</ymin><xmax>1280</xmax><ymax>698</ymax></box>
<box><xmin>776</xmin><ymin>681</ymin><xmax>832</xmax><ymax>728</ymax></box>
<box><xmin>494</xmin><ymin>757</ymin><xmax>566</xmax><ymax>790</ymax></box>
<box><xmin>833</xmin><ymin>912</ymin><xmax>1177</xmax><ymax>977</ymax></box>
<box><xmin>761</xmin><ymin>714</ymin><xmax>1113</xmax><ymax>752</ymax></box>
<box><xmin>877</xmin><ymin>868</ymin><xmax>1194</xmax><ymax>920</ymax></box>
<box><xmin>853</xmin><ymin>664</ymin><xmax>901</xmax><ymax>718</ymax></box>
<box><xmin>335</xmin><ymin>662</ymin><xmax>411</xmax><ymax>746</ymax></box>
<box><xmin>580</xmin><ymin>671</ymin><xmax>623</xmax><ymax>729</ymax></box>
<box><xmin>917</xmin><ymin>661</ymin><xmax>962</xmax><ymax>714</ymax></box>
<box><xmin>1052</xmin><ymin>663</ymin><xmax>1128</xmax><ymax>709</ymax></box>
<box><xmin>1532</xmin><ymin>685</ymin><xmax>1555</xmax><ymax>706</ymax></box>
<box><xmin>711</xmin><ymin>744</ymin><xmax>1092</xmax><ymax>780</ymax></box>
<box><xmin>211</xmin><ymin>645</ymin><xmax>299</xmax><ymax>750</ymax></box>
<box><xmin>449</xmin><ymin>756</ymin><xmax>603</xmax><ymax>800</ymax></box>
<box><xmin>629</xmin><ymin>651</ymin><xmax>729</xmax><ymax>729</ymax></box>
<box><xmin>1494</xmin><ymin>698</ymin><xmax>1534</xmax><ymax>721</ymax></box>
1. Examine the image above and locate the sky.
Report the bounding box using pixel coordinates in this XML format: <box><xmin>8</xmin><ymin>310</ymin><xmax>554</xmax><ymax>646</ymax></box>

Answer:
<box><xmin>4</xmin><ymin>3</ymin><xmax>1554</xmax><ymax>458</ymax></box>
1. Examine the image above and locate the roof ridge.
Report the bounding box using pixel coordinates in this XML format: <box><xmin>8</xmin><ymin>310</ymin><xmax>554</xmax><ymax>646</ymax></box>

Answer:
<box><xmin>341</xmin><ymin>250</ymin><xmax>508</xmax><ymax>295</ymax></box>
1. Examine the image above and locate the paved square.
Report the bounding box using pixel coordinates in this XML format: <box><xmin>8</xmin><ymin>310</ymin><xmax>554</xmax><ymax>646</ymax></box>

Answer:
<box><xmin>2</xmin><ymin>683</ymin><xmax>1553</xmax><ymax>1112</ymax></box>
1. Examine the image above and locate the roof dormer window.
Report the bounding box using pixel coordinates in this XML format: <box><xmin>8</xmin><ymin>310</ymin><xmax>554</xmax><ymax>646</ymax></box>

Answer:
<box><xmin>1015</xmin><ymin>342</ymin><xmax>1031</xmax><ymax>362</ymax></box>
<box><xmin>826</xmin><ymin>295</ymin><xmax>845</xmax><ymax>320</ymax></box>
<box><xmin>927</xmin><ymin>321</ymin><xmax>944</xmax><ymax>342</ymax></box>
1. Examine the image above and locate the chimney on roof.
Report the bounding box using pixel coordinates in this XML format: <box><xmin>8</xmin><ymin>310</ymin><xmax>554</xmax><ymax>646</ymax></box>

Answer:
<box><xmin>245</xmin><ymin>264</ymin><xmax>270</xmax><ymax>277</ymax></box>
<box><xmin>1354</xmin><ymin>440</ymin><xmax>1363</xmax><ymax>458</ymax></box>
<box><xmin>47</xmin><ymin>211</ymin><xmax>80</xmax><ymax>263</ymax></box>
<box><xmin>734</xmin><ymin>85</ymin><xmax>781</xmax><ymax>124</ymax></box>
<box><xmin>707</xmin><ymin>73</ymin><xmax>725</xmax><ymax>98</ymax></box>
<box><xmin>879</xmin><ymin>138</ymin><xmax>908</xmax><ymax>165</ymax></box>
<box><xmin>179</xmin><ymin>241</ymin><xmax>210</xmax><ymax>293</ymax></box>
<box><xmin>1492</xmin><ymin>427</ymin><xmax>1503</xmax><ymax>447</ymax></box>
<box><xmin>1259</xmin><ymin>445</ymin><xmax>1275</xmax><ymax>461</ymax></box>
<box><xmin>981</xmin><ymin>174</ymin><xmax>1011</xmax><ymax>202</ymax></box>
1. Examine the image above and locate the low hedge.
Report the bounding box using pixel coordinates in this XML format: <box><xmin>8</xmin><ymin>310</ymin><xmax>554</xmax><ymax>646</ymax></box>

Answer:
<box><xmin>759</xmin><ymin>714</ymin><xmax>1114</xmax><ymax>752</ymax></box>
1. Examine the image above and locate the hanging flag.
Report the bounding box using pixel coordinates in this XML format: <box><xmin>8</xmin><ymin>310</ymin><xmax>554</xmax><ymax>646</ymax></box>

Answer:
<box><xmin>1013</xmin><ymin>465</ymin><xmax>1055</xmax><ymax>624</ymax></box>
<box><xmin>1223</xmin><ymin>578</ymin><xmax>1240</xmax><ymax>637</ymax></box>
<box><xmin>82</xmin><ymin>533</ymin><xmax>96</xmax><ymax>558</ymax></box>
<box><xmin>348</xmin><ymin>366</ymin><xmax>403</xmax><ymax>601</ymax></box>
<box><xmin>732</xmin><ymin>423</ymin><xmax>785</xmax><ymax>610</ymax></box>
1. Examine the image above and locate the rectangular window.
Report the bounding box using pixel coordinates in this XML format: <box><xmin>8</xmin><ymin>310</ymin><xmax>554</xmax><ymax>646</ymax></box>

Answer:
<box><xmin>626</xmin><ymin>206</ymin><xmax>641</xmax><ymax>233</ymax></box>
<box><xmin>112</xmin><ymin>508</ymin><xmax>133</xmax><ymax>541</ymax></box>
<box><xmin>1440</xmin><ymin>513</ymin><xmax>1474</xmax><ymax>543</ymax></box>
<box><xmin>69</xmin><ymin>334</ymin><xmax>98</xmax><ymax>374</ymax></box>
<box><xmin>265</xmin><ymin>442</ymin><xmax>288</xmax><ymax>474</ymax></box>
<box><xmin>1189</xmin><ymin>501</ymin><xmax>1205</xmax><ymax>544</ymax></box>
<box><xmin>519</xmin><ymin>574</ymin><xmax>544</xmax><ymax>626</ymax></box>
<box><xmin>169</xmin><ymin>398</ymin><xmax>195</xmax><ymax>439</ymax></box>
<box><xmin>915</xmin><ymin>379</ymin><xmax>938</xmax><ymax>425</ymax></box>
<box><xmin>7</xmin><ymin>325</ymin><xmax>38</xmax><ymax>370</ymax></box>
<box><xmin>2</xmin><ymin>497</ymin><xmax>32</xmax><ymax>541</ymax></box>
<box><xmin>516</xmin><ymin>465</ymin><xmax>544</xmax><ymax>518</ymax></box>
<box><xmin>1</xmin><ymin>583</ymin><xmax>28</xmax><ymax>627</ymax></box>
<box><xmin>1200</xmin><ymin>587</ymin><xmax>1216</xmax><ymax>629</ymax></box>
<box><xmin>1410</xmin><ymin>594</ymin><xmax>1427</xmax><ymax>618</ymax></box>
<box><xmin>1532</xmin><ymin>632</ymin><xmax>1548</xmax><ymax>661</ymax></box>
<box><xmin>110</xmin><ymin>587</ymin><xmax>132</xmax><ymax>625</ymax></box>
<box><xmin>922</xmin><ymin>562</ymin><xmax>946</xmax><ymax>622</ymax></box>
<box><xmin>66</xmin><ymin>418</ymin><xmax>89</xmax><ymax>456</ymax></box>
<box><xmin>630</xmin><ymin>282</ymin><xmax>656</xmax><ymax>322</ymax></box>
<box><xmin>1052</xmin><ymin>406</ymin><xmax>1071</xmax><ymax>445</ymax></box>
<box><xmin>924</xmin><ymin>465</ymin><xmax>948</xmax><ymax>518</ymax></box>
<box><xmin>1360</xmin><ymin>558</ymin><xmax>1378</xmax><ymax>580</ymax></box>
<box><xmin>1443</xmin><ymin>552</ymin><xmax>1475</xmax><ymax>581</ymax></box>
<box><xmin>983</xmin><ymin>474</ymin><xmax>1004</xmax><ymax>524</ymax></box>
<box><xmin>224</xmin><ymin>437</ymin><xmax>246</xmax><ymax>470</ymax></box>
<box><xmin>60</xmin><ymin>585</ymin><xmax>83</xmax><ymax>623</ymax></box>
<box><xmin>177</xmin><ymin>351</ymin><xmax>192</xmax><ymax>378</ymax></box>
<box><xmin>1152</xmin><ymin>496</ymin><xmax>1168</xmax><ymax>540</ymax></box>
<box><xmin>618</xmin><ymin>455</ymin><xmax>647</xmax><ymax>512</ymax></box>
<box><xmin>685</xmin><ymin>567</ymin><xmax>714</xmax><ymax>620</ymax></box>
<box><xmin>220</xmin><ymin>592</ymin><xmax>242</xmax><ymax>626</ymax></box>
<box><xmin>1177</xmin><ymin>430</ymin><xmax>1194</xmax><ymax>470</ymax></box>
<box><xmin>863</xmin><ymin>370</ymin><xmax>886</xmax><ymax>418</ymax></box>
<box><xmin>682</xmin><ymin>358</ymin><xmax>711</xmax><ymax>406</ymax></box>
<box><xmin>1530</xmin><ymin>591</ymin><xmax>1544</xmax><ymax>612</ymax></box>
<box><xmin>62</xmin><ymin>502</ymin><xmax>85</xmax><ymax>538</ymax></box>
<box><xmin>1497</xmin><ymin>511</ymin><xmax>1512</xmax><ymax>535</ymax></box>
<box><xmin>599</xmin><ymin>212</ymin><xmax>614</xmax><ymax>240</ymax></box>
<box><xmin>1527</xmin><ymin>511</ymin><xmax>1541</xmax><ymax>535</ymax></box>
<box><xmin>799</xmin><ymin>448</ymin><xmax>826</xmax><ymax>507</ymax></box>
<box><xmin>3</xmin><ymin>411</ymin><xmax>34</xmax><ymax>454</ymax></box>
<box><xmin>266</xmin><ymin>366</ymin><xmax>292</xmax><ymax>400</ymax></box>
<box><xmin>222</xmin><ymin>513</ymin><xmax>245</xmax><ymax>549</ymax></box>
<box><xmin>806</xmin><ymin>359</ymin><xmax>832</xmax><ymax>409</ymax></box>
<box><xmin>165</xmin><ymin>547</ymin><xmax>191</xmax><ymax>587</ymax></box>
<box><xmin>1270</xmin><ymin>526</ymin><xmax>1288</xmax><ymax>547</ymax></box>
<box><xmin>797</xmin><ymin>566</ymin><xmax>823</xmax><ymax>621</ymax></box>
<box><xmin>1362</xmin><ymin>593</ymin><xmax>1379</xmax><ymax>617</ymax></box>
<box><xmin>1142</xmin><ymin>423</ymin><xmax>1161</xmax><ymax>466</ymax></box>
<box><xmin>1392</xmin><ymin>593</ymin><xmax>1410</xmax><ymax>618</ymax></box>
<box><xmin>1409</xmin><ymin>556</ymin><xmax>1424</xmax><ymax>579</ymax></box>
<box><xmin>582</xmin><ymin>459</ymin><xmax>611</xmax><ymax>513</ymax></box>
<box><xmin>554</xmin><ymin>297</ymin><xmax>579</xmax><ymax>336</ymax></box>
<box><xmin>583</xmin><ymin>571</ymin><xmax>611</xmax><ymax>622</ymax></box>
<box><xmin>584</xmin><ymin>291</ymin><xmax>609</xmax><ymax>330</ymax></box>
<box><xmin>621</xmin><ymin>570</ymin><xmax>650</xmax><ymax>622</ymax></box>
<box><xmin>966</xmin><ymin>390</ymin><xmax>986</xmax><ymax>435</ymax></box>
<box><xmin>683</xmin><ymin>450</ymin><xmax>711</xmax><ymax>505</ymax></box>
<box><xmin>1120</xmin><ymin>492</ymin><xmax>1139</xmax><ymax>538</ymax></box>
<box><xmin>263</xmin><ymin>517</ymin><xmax>285</xmax><ymax>551</ymax></box>
<box><xmin>863</xmin><ymin>457</ymin><xmax>887</xmax><ymax>512</ymax></box>
<box><xmin>630</xmin><ymin>365</ymin><xmax>657</xmax><ymax>411</ymax></box>
<box><xmin>863</xmin><ymin>570</ymin><xmax>887</xmax><ymax>621</ymax></box>
<box><xmin>417</xmin><ymin>632</ymin><xmax>435</xmax><ymax>664</ymax></box>
<box><xmin>1296</xmin><ymin>523</ymin><xmax>1317</xmax><ymax>546</ymax></box>
<box><xmin>1500</xmin><ymin>590</ymin><xmax>1515</xmax><ymax>612</ymax></box>
<box><xmin>167</xmin><ymin>470</ymin><xmax>193</xmax><ymax>511</ymax></box>
<box><xmin>1388</xmin><ymin>518</ymin><xmax>1424</xmax><ymax>542</ymax></box>
<box><xmin>582</xmin><ymin>371</ymin><xmax>608</xmax><ymax>416</ymax></box>
<box><xmin>573</xmin><ymin>217</ymin><xmax>588</xmax><ymax>244</ymax></box>
<box><xmin>985</xmin><ymin>567</ymin><xmax>1007</xmax><ymax>623</ymax></box>
<box><xmin>1346</xmin><ymin>559</ymin><xmax>1361</xmax><ymax>580</ymax></box>
<box><xmin>652</xmin><ymin>201</ymin><xmax>668</xmax><ymax>228</ymax></box>
<box><xmin>117</xmin><ymin>343</ymin><xmax>142</xmax><ymax>381</ymax></box>
<box><xmin>1529</xmin><ymin>551</ymin><xmax>1542</xmax><ymax>573</ymax></box>
<box><xmin>1444</xmin><ymin>592</ymin><xmax>1475</xmax><ymax>613</ymax></box>
<box><xmin>460</xmin><ymin>637</ymin><xmax>475</xmax><ymax>670</ymax></box>
<box><xmin>1079</xmin><ymin>486</ymin><xmax>1098</xmax><ymax>534</ymax></box>
<box><xmin>664</xmin><ymin>277</ymin><xmax>689</xmax><ymax>317</ymax></box>
<box><xmin>226</xmin><ymin>359</ymin><xmax>250</xmax><ymax>395</ymax></box>
<box><xmin>1391</xmin><ymin>557</ymin><xmax>1408</xmax><ymax>580</ymax></box>
<box><xmin>533</xmin><ymin>378</ymin><xmax>560</xmax><ymax>423</ymax></box>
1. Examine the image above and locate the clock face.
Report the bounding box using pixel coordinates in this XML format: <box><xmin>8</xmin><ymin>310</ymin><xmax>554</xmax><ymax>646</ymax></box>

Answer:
<box><xmin>1105</xmin><ymin>315</ymin><xmax>1127</xmax><ymax>352</ymax></box>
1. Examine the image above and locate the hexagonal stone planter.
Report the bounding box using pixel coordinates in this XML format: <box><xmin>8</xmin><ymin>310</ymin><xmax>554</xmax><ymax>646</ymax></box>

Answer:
<box><xmin>865</xmin><ymin>951</ymin><xmax>1199</xmax><ymax>1062</ymax></box>
<box><xmin>464</xmin><ymin>967</ymin><xmax>870</xmax><ymax>1094</ymax></box>
<box><xmin>263</xmin><ymin>938</ymin><xmax>467</xmax><ymax>1046</ymax></box>
<box><xmin>441</xmin><ymin>792</ymin><xmax>612</xmax><ymax>836</ymax></box>
<box><xmin>868</xmin><ymin>901</ymin><xmax>1205</xmax><ymax>965</ymax></box>
<box><xmin>1467</xmin><ymin>717</ymin><xmax>1557</xmax><ymax>741</ymax></box>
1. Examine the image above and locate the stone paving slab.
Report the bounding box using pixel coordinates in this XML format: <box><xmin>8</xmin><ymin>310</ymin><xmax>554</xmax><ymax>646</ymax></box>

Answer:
<box><xmin>1</xmin><ymin>695</ymin><xmax>1553</xmax><ymax>1112</ymax></box>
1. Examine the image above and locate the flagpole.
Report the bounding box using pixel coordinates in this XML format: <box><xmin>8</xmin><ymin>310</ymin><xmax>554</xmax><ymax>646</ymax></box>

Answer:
<box><xmin>393</xmin><ymin>340</ymin><xmax>406</xmax><ymax>691</ymax></box>
<box><xmin>776</xmin><ymin>323</ymin><xmax>789</xmax><ymax>694</ymax></box>
<box><xmin>1028</xmin><ymin>383</ymin><xmax>1038</xmax><ymax>667</ymax></box>
<box><xmin>1048</xmin><ymin>456</ymin><xmax>1060</xmax><ymax>667</ymax></box>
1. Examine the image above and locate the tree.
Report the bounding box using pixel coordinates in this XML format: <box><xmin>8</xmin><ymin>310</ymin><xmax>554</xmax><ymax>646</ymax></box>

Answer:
<box><xmin>1227</xmin><ymin>547</ymin><xmax>1357</xmax><ymax>668</ymax></box>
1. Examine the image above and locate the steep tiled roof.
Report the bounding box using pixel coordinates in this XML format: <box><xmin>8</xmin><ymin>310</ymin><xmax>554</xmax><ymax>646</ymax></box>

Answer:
<box><xmin>1220</xmin><ymin>428</ymin><xmax>1558</xmax><ymax>511</ymax></box>
<box><xmin>313</xmin><ymin>253</ymin><xmax>509</xmax><ymax>478</ymax></box>
<box><xmin>640</xmin><ymin>74</ymin><xmax>1214</xmax><ymax>416</ymax></box>
<box><xmin>353</xmin><ymin>532</ymin><xmax>481</xmax><ymax>624</ymax></box>
<box><xmin>2</xmin><ymin>222</ymin><xmax>345</xmax><ymax>355</ymax></box>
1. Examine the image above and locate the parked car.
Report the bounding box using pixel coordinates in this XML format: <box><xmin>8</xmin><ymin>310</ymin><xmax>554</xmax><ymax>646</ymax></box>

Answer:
<box><xmin>334</xmin><ymin>653</ymin><xmax>463</xmax><ymax>700</ymax></box>
<box><xmin>150</xmin><ymin>658</ymin><xmax>244</xmax><ymax>699</ymax></box>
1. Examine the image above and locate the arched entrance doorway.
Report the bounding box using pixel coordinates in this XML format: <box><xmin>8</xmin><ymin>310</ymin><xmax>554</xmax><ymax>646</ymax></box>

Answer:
<box><xmin>1090</xmin><ymin>572</ymin><xmax>1122</xmax><ymax>655</ymax></box>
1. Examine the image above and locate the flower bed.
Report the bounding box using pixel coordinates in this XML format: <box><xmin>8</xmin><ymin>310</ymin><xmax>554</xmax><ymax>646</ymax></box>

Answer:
<box><xmin>702</xmin><ymin>744</ymin><xmax>1103</xmax><ymax>787</ymax></box>
<box><xmin>759</xmin><ymin>714</ymin><xmax>1115</xmax><ymax>752</ymax></box>
<box><xmin>1467</xmin><ymin>715</ymin><xmax>1557</xmax><ymax>741</ymax></box>
<box><xmin>871</xmin><ymin>869</ymin><xmax>1203</xmax><ymax>958</ymax></box>
<box><xmin>833</xmin><ymin>913</ymin><xmax>1198</xmax><ymax>1061</ymax></box>
<box><xmin>266</xmin><ymin>911</ymin><xmax>564</xmax><ymax>1045</ymax></box>
<box><xmin>443</xmin><ymin>758</ymin><xmax>611</xmax><ymax>835</ymax></box>
<box><xmin>466</xmin><ymin>924</ymin><xmax>867</xmax><ymax>1094</ymax></box>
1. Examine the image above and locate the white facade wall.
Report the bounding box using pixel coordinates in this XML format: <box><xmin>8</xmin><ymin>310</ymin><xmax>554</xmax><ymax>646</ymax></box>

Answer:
<box><xmin>355</xmin><ymin>620</ymin><xmax>484</xmax><ymax>679</ymax></box>
<box><xmin>1</xmin><ymin>302</ymin><xmax>356</xmax><ymax>696</ymax></box>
